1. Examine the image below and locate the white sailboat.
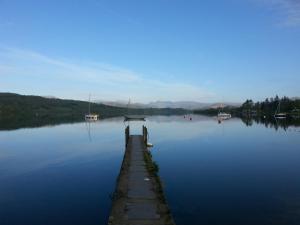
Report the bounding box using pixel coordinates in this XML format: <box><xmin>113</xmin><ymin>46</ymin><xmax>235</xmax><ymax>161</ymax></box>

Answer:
<box><xmin>85</xmin><ymin>94</ymin><xmax>99</xmax><ymax>121</ymax></box>
<box><xmin>217</xmin><ymin>103</ymin><xmax>231</xmax><ymax>120</ymax></box>
<box><xmin>124</xmin><ymin>98</ymin><xmax>146</xmax><ymax>121</ymax></box>
<box><xmin>274</xmin><ymin>101</ymin><xmax>286</xmax><ymax>119</ymax></box>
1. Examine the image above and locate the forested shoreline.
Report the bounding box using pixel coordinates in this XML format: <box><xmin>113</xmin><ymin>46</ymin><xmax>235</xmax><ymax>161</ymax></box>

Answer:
<box><xmin>194</xmin><ymin>96</ymin><xmax>300</xmax><ymax>117</ymax></box>
<box><xmin>0</xmin><ymin>93</ymin><xmax>188</xmax><ymax>130</ymax></box>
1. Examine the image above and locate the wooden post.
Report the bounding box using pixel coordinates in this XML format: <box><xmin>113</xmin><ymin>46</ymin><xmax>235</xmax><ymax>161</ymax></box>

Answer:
<box><xmin>142</xmin><ymin>126</ymin><xmax>144</xmax><ymax>143</ymax></box>
<box><xmin>142</xmin><ymin>126</ymin><xmax>148</xmax><ymax>145</ymax></box>
<box><xmin>145</xmin><ymin>127</ymin><xmax>148</xmax><ymax>146</ymax></box>
<box><xmin>125</xmin><ymin>126</ymin><xmax>130</xmax><ymax>147</ymax></box>
<box><xmin>142</xmin><ymin>126</ymin><xmax>144</xmax><ymax>142</ymax></box>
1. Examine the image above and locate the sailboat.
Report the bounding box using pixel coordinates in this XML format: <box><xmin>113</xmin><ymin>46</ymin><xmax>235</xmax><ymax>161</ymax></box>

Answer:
<box><xmin>124</xmin><ymin>98</ymin><xmax>145</xmax><ymax>121</ymax></box>
<box><xmin>274</xmin><ymin>101</ymin><xmax>286</xmax><ymax>119</ymax></box>
<box><xmin>217</xmin><ymin>103</ymin><xmax>231</xmax><ymax>120</ymax></box>
<box><xmin>85</xmin><ymin>94</ymin><xmax>99</xmax><ymax>121</ymax></box>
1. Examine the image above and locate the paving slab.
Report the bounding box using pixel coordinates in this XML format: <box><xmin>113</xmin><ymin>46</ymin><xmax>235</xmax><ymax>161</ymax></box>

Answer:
<box><xmin>126</xmin><ymin>202</ymin><xmax>160</xmax><ymax>220</ymax></box>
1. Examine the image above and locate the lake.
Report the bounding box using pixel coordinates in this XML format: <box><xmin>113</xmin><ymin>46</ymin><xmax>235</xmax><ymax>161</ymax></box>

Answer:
<box><xmin>1</xmin><ymin>115</ymin><xmax>300</xmax><ymax>225</ymax></box>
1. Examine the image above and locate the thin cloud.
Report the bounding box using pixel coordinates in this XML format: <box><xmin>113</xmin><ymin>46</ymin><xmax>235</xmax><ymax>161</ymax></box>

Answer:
<box><xmin>92</xmin><ymin>0</ymin><xmax>142</xmax><ymax>26</ymax></box>
<box><xmin>0</xmin><ymin>21</ymin><xmax>14</xmax><ymax>28</ymax></box>
<box><xmin>259</xmin><ymin>0</ymin><xmax>300</xmax><ymax>26</ymax></box>
<box><xmin>0</xmin><ymin>47</ymin><xmax>214</xmax><ymax>102</ymax></box>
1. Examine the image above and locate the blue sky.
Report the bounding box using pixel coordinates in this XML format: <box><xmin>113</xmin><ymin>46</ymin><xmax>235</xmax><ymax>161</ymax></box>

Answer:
<box><xmin>0</xmin><ymin>0</ymin><xmax>299</xmax><ymax>103</ymax></box>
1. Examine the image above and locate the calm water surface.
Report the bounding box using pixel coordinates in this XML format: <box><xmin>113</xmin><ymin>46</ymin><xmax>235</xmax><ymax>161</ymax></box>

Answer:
<box><xmin>1</xmin><ymin>115</ymin><xmax>300</xmax><ymax>225</ymax></box>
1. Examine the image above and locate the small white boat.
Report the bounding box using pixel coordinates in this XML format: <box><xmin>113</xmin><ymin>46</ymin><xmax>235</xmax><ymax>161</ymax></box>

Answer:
<box><xmin>218</xmin><ymin>112</ymin><xmax>231</xmax><ymax>120</ymax></box>
<box><xmin>85</xmin><ymin>94</ymin><xmax>99</xmax><ymax>121</ymax></box>
<box><xmin>217</xmin><ymin>102</ymin><xmax>231</xmax><ymax>120</ymax></box>
<box><xmin>274</xmin><ymin>113</ymin><xmax>286</xmax><ymax>119</ymax></box>
<box><xmin>274</xmin><ymin>101</ymin><xmax>286</xmax><ymax>119</ymax></box>
<box><xmin>85</xmin><ymin>114</ymin><xmax>98</xmax><ymax>121</ymax></box>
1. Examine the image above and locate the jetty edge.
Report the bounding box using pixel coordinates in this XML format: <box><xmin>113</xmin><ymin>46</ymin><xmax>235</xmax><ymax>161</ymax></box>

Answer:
<box><xmin>107</xmin><ymin>125</ymin><xmax>176</xmax><ymax>225</ymax></box>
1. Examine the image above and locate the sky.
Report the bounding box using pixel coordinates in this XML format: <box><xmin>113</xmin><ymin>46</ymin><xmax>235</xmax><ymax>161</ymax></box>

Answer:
<box><xmin>0</xmin><ymin>0</ymin><xmax>300</xmax><ymax>103</ymax></box>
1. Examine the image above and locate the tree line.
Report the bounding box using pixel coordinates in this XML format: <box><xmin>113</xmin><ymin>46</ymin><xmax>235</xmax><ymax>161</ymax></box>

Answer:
<box><xmin>194</xmin><ymin>95</ymin><xmax>300</xmax><ymax>117</ymax></box>
<box><xmin>240</xmin><ymin>96</ymin><xmax>300</xmax><ymax>116</ymax></box>
<box><xmin>0</xmin><ymin>93</ymin><xmax>188</xmax><ymax>130</ymax></box>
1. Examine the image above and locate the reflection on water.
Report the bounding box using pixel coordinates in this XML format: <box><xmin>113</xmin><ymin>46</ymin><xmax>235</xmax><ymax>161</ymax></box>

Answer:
<box><xmin>0</xmin><ymin>116</ymin><xmax>83</xmax><ymax>131</ymax></box>
<box><xmin>241</xmin><ymin>116</ymin><xmax>300</xmax><ymax>131</ymax></box>
<box><xmin>0</xmin><ymin>119</ymin><xmax>125</xmax><ymax>225</ymax></box>
<box><xmin>149</xmin><ymin>116</ymin><xmax>300</xmax><ymax>225</ymax></box>
<box><xmin>0</xmin><ymin>115</ymin><xmax>300</xmax><ymax>225</ymax></box>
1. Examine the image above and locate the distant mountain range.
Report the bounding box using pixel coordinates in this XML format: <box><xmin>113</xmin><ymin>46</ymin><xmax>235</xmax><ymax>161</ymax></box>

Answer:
<box><xmin>99</xmin><ymin>100</ymin><xmax>241</xmax><ymax>110</ymax></box>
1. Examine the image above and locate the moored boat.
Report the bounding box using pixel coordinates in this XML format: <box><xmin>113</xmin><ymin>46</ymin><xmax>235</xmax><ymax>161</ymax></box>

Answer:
<box><xmin>274</xmin><ymin>101</ymin><xmax>286</xmax><ymax>119</ymax></box>
<box><xmin>85</xmin><ymin>114</ymin><xmax>99</xmax><ymax>121</ymax></box>
<box><xmin>85</xmin><ymin>94</ymin><xmax>99</xmax><ymax>121</ymax></box>
<box><xmin>218</xmin><ymin>112</ymin><xmax>231</xmax><ymax>120</ymax></box>
<box><xmin>217</xmin><ymin>102</ymin><xmax>231</xmax><ymax>121</ymax></box>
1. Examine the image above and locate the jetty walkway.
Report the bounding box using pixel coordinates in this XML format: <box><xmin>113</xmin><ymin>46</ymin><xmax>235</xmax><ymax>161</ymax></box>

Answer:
<box><xmin>108</xmin><ymin>126</ymin><xmax>175</xmax><ymax>225</ymax></box>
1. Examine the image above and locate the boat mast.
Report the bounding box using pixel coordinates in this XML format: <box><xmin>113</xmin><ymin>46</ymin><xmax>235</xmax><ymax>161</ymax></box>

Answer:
<box><xmin>219</xmin><ymin>102</ymin><xmax>224</xmax><ymax>114</ymax></box>
<box><xmin>88</xmin><ymin>94</ymin><xmax>91</xmax><ymax>114</ymax></box>
<box><xmin>127</xmin><ymin>98</ymin><xmax>131</xmax><ymax>115</ymax></box>
<box><xmin>275</xmin><ymin>101</ymin><xmax>281</xmax><ymax>115</ymax></box>
<box><xmin>220</xmin><ymin>97</ymin><xmax>224</xmax><ymax>113</ymax></box>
